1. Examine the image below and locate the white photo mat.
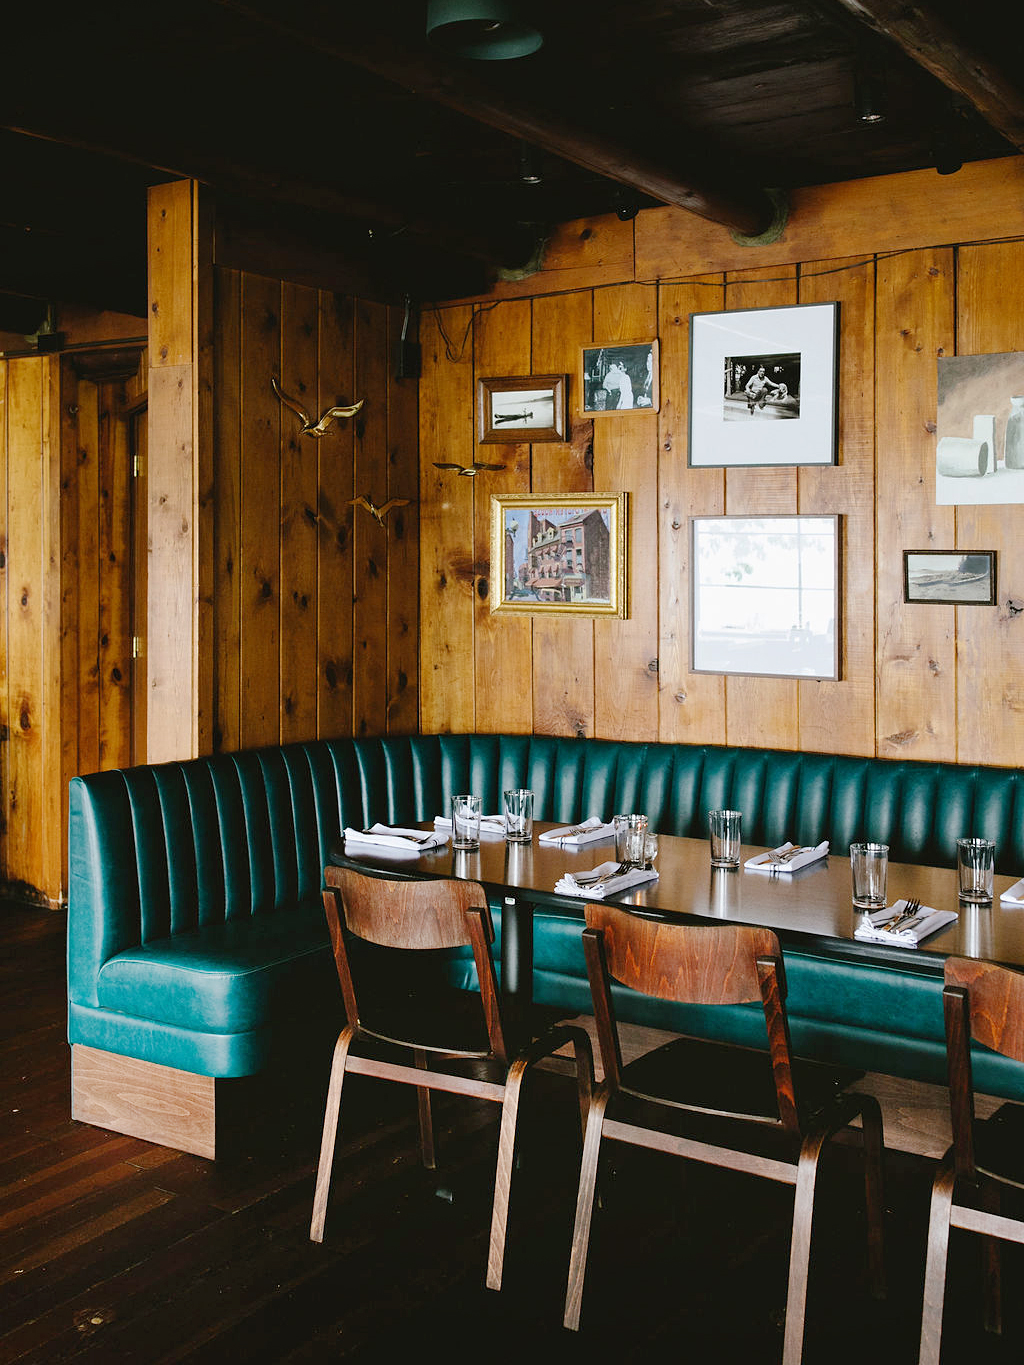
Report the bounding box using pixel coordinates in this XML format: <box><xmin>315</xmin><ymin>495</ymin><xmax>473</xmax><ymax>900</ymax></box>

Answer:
<box><xmin>688</xmin><ymin>302</ymin><xmax>839</xmax><ymax>467</ymax></box>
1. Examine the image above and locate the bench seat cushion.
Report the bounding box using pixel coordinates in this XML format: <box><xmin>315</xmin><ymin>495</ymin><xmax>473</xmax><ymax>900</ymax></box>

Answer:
<box><xmin>95</xmin><ymin>901</ymin><xmax>333</xmax><ymax>1033</ymax></box>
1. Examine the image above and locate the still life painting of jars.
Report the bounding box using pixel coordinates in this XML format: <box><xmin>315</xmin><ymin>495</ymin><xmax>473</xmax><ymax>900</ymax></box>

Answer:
<box><xmin>936</xmin><ymin>350</ymin><xmax>1024</xmax><ymax>504</ymax></box>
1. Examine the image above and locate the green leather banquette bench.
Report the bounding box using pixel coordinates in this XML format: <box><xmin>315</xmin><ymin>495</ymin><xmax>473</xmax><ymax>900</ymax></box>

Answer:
<box><xmin>67</xmin><ymin>734</ymin><xmax>1024</xmax><ymax>1156</ymax></box>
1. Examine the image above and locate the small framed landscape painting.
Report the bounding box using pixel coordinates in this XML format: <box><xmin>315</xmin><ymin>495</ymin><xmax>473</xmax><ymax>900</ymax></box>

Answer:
<box><xmin>903</xmin><ymin>550</ymin><xmax>997</xmax><ymax>605</ymax></box>
<box><xmin>477</xmin><ymin>374</ymin><xmax>567</xmax><ymax>443</ymax></box>
<box><xmin>688</xmin><ymin>301</ymin><xmax>839</xmax><ymax>467</ymax></box>
<box><xmin>490</xmin><ymin>493</ymin><xmax>629</xmax><ymax>618</ymax></box>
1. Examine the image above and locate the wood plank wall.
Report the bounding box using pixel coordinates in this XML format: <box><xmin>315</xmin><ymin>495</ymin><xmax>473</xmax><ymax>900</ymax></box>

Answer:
<box><xmin>0</xmin><ymin>348</ymin><xmax>143</xmax><ymax>904</ymax></box>
<box><xmin>211</xmin><ymin>269</ymin><xmax>419</xmax><ymax>750</ymax></box>
<box><xmin>419</xmin><ymin>158</ymin><xmax>1024</xmax><ymax>763</ymax></box>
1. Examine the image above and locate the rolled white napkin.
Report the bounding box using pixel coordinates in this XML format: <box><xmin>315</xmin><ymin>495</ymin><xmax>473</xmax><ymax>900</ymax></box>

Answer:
<box><xmin>554</xmin><ymin>861</ymin><xmax>659</xmax><ymax>899</ymax></box>
<box><xmin>344</xmin><ymin>823</ymin><xmax>448</xmax><ymax>853</ymax></box>
<box><xmin>539</xmin><ymin>816</ymin><xmax>616</xmax><ymax>847</ymax></box>
<box><xmin>745</xmin><ymin>841</ymin><xmax>829</xmax><ymax>874</ymax></box>
<box><xmin>433</xmin><ymin>814</ymin><xmax>506</xmax><ymax>837</ymax></box>
<box><xmin>854</xmin><ymin>899</ymin><xmax>958</xmax><ymax>946</ymax></box>
<box><xmin>1001</xmin><ymin>876</ymin><xmax>1024</xmax><ymax>906</ymax></box>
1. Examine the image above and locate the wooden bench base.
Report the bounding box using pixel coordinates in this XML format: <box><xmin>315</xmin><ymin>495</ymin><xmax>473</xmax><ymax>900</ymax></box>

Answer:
<box><xmin>71</xmin><ymin>1045</ymin><xmax>218</xmax><ymax>1158</ymax></box>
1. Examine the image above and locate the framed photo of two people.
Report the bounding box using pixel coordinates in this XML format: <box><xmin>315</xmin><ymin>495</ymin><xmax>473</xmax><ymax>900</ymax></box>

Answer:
<box><xmin>688</xmin><ymin>301</ymin><xmax>839</xmax><ymax>467</ymax></box>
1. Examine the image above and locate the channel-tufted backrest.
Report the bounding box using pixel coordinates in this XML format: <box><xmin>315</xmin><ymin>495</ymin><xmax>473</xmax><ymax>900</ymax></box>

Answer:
<box><xmin>67</xmin><ymin>733</ymin><xmax>1024</xmax><ymax>1008</ymax></box>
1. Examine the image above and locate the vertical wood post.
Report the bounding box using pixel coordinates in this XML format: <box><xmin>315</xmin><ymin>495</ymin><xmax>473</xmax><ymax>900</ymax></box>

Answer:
<box><xmin>147</xmin><ymin>180</ymin><xmax>213</xmax><ymax>761</ymax></box>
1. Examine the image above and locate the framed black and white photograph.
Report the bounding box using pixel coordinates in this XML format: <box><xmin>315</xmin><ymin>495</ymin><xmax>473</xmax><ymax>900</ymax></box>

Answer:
<box><xmin>903</xmin><ymin>550</ymin><xmax>997</xmax><ymax>605</ymax></box>
<box><xmin>688</xmin><ymin>302</ymin><xmax>839</xmax><ymax>467</ymax></box>
<box><xmin>580</xmin><ymin>340</ymin><xmax>659</xmax><ymax>414</ymax></box>
<box><xmin>691</xmin><ymin>515</ymin><xmax>840</xmax><ymax>680</ymax></box>
<box><xmin>478</xmin><ymin>374</ymin><xmax>567</xmax><ymax>443</ymax></box>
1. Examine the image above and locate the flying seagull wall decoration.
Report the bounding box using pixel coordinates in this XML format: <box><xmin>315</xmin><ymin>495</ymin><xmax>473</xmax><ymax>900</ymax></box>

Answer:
<box><xmin>433</xmin><ymin>460</ymin><xmax>506</xmax><ymax>477</ymax></box>
<box><xmin>272</xmin><ymin>376</ymin><xmax>365</xmax><ymax>437</ymax></box>
<box><xmin>348</xmin><ymin>494</ymin><xmax>412</xmax><ymax>529</ymax></box>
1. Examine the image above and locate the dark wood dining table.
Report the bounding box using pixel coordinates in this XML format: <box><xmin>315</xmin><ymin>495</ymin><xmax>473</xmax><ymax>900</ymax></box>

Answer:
<box><xmin>328</xmin><ymin>823</ymin><xmax>1024</xmax><ymax>1021</ymax></box>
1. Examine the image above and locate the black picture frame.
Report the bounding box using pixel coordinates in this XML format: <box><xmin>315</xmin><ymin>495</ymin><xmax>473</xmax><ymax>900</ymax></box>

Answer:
<box><xmin>688</xmin><ymin>301</ymin><xmax>839</xmax><ymax>467</ymax></box>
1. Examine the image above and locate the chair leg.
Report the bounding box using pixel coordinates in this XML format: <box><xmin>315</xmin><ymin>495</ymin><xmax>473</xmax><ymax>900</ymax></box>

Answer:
<box><xmin>918</xmin><ymin>1151</ymin><xmax>956</xmax><ymax>1365</ymax></box>
<box><xmin>858</xmin><ymin>1095</ymin><xmax>887</xmax><ymax>1299</ymax></box>
<box><xmin>563</xmin><ymin>1088</ymin><xmax>611</xmax><ymax>1332</ymax></box>
<box><xmin>981</xmin><ymin>1179</ymin><xmax>1002</xmax><ymax>1335</ymax></box>
<box><xmin>310</xmin><ymin>1027</ymin><xmax>356</xmax><ymax>1243</ymax></box>
<box><xmin>485</xmin><ymin>1025</ymin><xmax>596</xmax><ymax>1293</ymax></box>
<box><xmin>782</xmin><ymin>1127</ymin><xmax>828</xmax><ymax>1365</ymax></box>
<box><xmin>486</xmin><ymin>1056</ymin><xmax>529</xmax><ymax>1292</ymax></box>
<box><xmin>414</xmin><ymin>1049</ymin><xmax>436</xmax><ymax>1170</ymax></box>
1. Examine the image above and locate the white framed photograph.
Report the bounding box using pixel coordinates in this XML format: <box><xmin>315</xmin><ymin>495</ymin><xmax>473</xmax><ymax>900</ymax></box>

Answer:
<box><xmin>688</xmin><ymin>302</ymin><xmax>839</xmax><ymax>467</ymax></box>
<box><xmin>690</xmin><ymin>514</ymin><xmax>841</xmax><ymax>680</ymax></box>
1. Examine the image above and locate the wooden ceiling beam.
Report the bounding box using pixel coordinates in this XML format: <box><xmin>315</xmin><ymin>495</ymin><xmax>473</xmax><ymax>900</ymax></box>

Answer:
<box><xmin>834</xmin><ymin>0</ymin><xmax>1024</xmax><ymax>148</ymax></box>
<box><xmin>213</xmin><ymin>0</ymin><xmax>779</xmax><ymax>237</ymax></box>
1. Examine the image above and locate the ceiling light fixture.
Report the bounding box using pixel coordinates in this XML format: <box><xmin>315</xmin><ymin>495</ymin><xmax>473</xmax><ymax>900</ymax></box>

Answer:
<box><xmin>426</xmin><ymin>1</ymin><xmax>543</xmax><ymax>60</ymax></box>
<box><xmin>518</xmin><ymin>142</ymin><xmax>542</xmax><ymax>184</ymax></box>
<box><xmin>854</xmin><ymin>70</ymin><xmax>887</xmax><ymax>125</ymax></box>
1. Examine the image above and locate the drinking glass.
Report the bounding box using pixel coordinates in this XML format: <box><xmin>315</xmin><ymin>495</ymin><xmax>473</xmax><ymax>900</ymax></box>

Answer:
<box><xmin>451</xmin><ymin>794</ymin><xmax>482</xmax><ymax>851</ymax></box>
<box><xmin>850</xmin><ymin>842</ymin><xmax>888</xmax><ymax>910</ymax></box>
<box><xmin>957</xmin><ymin>837</ymin><xmax>995</xmax><ymax>904</ymax></box>
<box><xmin>642</xmin><ymin>832</ymin><xmax>659</xmax><ymax>870</ymax></box>
<box><xmin>708</xmin><ymin>810</ymin><xmax>742</xmax><ymax>868</ymax></box>
<box><xmin>503</xmin><ymin>789</ymin><xmax>534</xmax><ymax>843</ymax></box>
<box><xmin>614</xmin><ymin>814</ymin><xmax>648</xmax><ymax>867</ymax></box>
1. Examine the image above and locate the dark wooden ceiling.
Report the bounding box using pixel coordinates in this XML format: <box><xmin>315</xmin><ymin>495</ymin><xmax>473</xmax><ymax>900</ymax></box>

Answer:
<box><xmin>2</xmin><ymin>0</ymin><xmax>1023</xmax><ymax>336</ymax></box>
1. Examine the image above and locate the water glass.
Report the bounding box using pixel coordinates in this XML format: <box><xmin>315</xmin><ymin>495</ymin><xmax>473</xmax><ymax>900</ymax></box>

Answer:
<box><xmin>850</xmin><ymin>842</ymin><xmax>888</xmax><ymax>909</ymax></box>
<box><xmin>614</xmin><ymin>814</ymin><xmax>648</xmax><ymax>866</ymax></box>
<box><xmin>957</xmin><ymin>837</ymin><xmax>995</xmax><ymax>903</ymax></box>
<box><xmin>503</xmin><ymin>788</ymin><xmax>534</xmax><ymax>843</ymax></box>
<box><xmin>642</xmin><ymin>832</ymin><xmax>659</xmax><ymax>870</ymax></box>
<box><xmin>451</xmin><ymin>794</ymin><xmax>482</xmax><ymax>851</ymax></box>
<box><xmin>709</xmin><ymin>809</ymin><xmax>742</xmax><ymax>868</ymax></box>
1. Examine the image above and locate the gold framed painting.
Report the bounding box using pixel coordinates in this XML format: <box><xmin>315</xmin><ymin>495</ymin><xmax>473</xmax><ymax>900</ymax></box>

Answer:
<box><xmin>490</xmin><ymin>493</ymin><xmax>629</xmax><ymax>617</ymax></box>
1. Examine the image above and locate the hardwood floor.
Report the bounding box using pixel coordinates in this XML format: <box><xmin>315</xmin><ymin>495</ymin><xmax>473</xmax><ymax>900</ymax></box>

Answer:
<box><xmin>4</xmin><ymin>901</ymin><xmax>1024</xmax><ymax>1364</ymax></box>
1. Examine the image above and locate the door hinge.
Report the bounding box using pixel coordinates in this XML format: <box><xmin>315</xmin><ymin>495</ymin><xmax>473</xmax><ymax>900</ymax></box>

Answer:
<box><xmin>132</xmin><ymin>636</ymin><xmax>143</xmax><ymax>659</ymax></box>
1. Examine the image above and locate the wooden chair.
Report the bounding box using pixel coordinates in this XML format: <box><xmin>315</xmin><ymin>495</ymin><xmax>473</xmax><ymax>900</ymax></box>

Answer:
<box><xmin>919</xmin><ymin>957</ymin><xmax>1024</xmax><ymax>1364</ymax></box>
<box><xmin>310</xmin><ymin>865</ymin><xmax>594</xmax><ymax>1293</ymax></box>
<box><xmin>563</xmin><ymin>905</ymin><xmax>886</xmax><ymax>1363</ymax></box>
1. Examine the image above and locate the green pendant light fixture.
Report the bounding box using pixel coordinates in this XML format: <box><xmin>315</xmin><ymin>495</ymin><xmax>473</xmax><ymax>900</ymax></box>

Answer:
<box><xmin>426</xmin><ymin>1</ymin><xmax>543</xmax><ymax>60</ymax></box>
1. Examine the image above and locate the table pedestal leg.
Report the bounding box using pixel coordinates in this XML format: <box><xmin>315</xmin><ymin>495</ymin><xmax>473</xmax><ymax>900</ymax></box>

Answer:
<box><xmin>500</xmin><ymin>896</ymin><xmax>533</xmax><ymax>1043</ymax></box>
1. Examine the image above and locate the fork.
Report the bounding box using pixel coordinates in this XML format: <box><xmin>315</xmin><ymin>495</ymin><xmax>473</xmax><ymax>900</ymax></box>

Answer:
<box><xmin>362</xmin><ymin>827</ymin><xmax>434</xmax><ymax>844</ymax></box>
<box><xmin>883</xmin><ymin>897</ymin><xmax>921</xmax><ymax>932</ymax></box>
<box><xmin>572</xmin><ymin>862</ymin><xmax>631</xmax><ymax>884</ymax></box>
<box><xmin>767</xmin><ymin>845</ymin><xmax>811</xmax><ymax>864</ymax></box>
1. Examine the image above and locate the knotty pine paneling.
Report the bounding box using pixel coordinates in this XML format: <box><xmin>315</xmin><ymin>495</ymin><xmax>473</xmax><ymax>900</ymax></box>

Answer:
<box><xmin>418</xmin><ymin>305</ymin><xmax>476</xmax><ymax>734</ymax></box>
<box><xmin>212</xmin><ymin>270</ymin><xmax>416</xmax><ymax>750</ymax></box>
<box><xmin>352</xmin><ymin>299</ymin><xmax>389</xmax><ymax>739</ymax></box>
<box><xmin>531</xmin><ymin>290</ymin><xmax>595</xmax><ymax>738</ymax></box>
<box><xmin>472</xmin><ymin>298</ymin><xmax>532</xmax><ymax>736</ymax></box>
<box><xmin>591</xmin><ymin>284</ymin><xmax>660</xmax><ymax>741</ymax></box>
<box><xmin>420</xmin><ymin>161</ymin><xmax>1024</xmax><ymax>767</ymax></box>
<box><xmin>657</xmin><ymin>276</ymin><xmax>726</xmax><ymax>744</ymax></box>
<box><xmin>875</xmin><ymin>250</ymin><xmax>957</xmax><ymax>761</ymax></box>
<box><xmin>384</xmin><ymin>301</ymin><xmax>419</xmax><ymax>737</ymax></box>
<box><xmin>954</xmin><ymin>240</ymin><xmax>1024</xmax><ymax>767</ymax></box>
<box><xmin>316</xmin><ymin>292</ymin><xmax>356</xmax><ymax>739</ymax></box>
<box><xmin>797</xmin><ymin>256</ymin><xmax>876</xmax><ymax>757</ymax></box>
